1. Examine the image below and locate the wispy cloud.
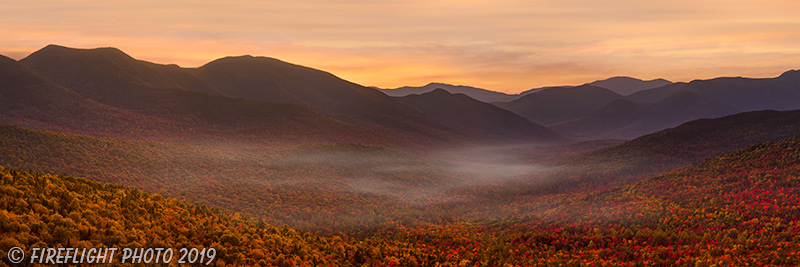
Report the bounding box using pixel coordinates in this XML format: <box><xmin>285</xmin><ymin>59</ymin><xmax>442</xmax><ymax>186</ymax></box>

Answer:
<box><xmin>2</xmin><ymin>0</ymin><xmax>799</xmax><ymax>92</ymax></box>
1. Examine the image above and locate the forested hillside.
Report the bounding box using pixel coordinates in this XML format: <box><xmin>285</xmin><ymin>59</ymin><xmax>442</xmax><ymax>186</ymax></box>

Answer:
<box><xmin>0</xmin><ymin>166</ymin><xmax>389</xmax><ymax>266</ymax></box>
<box><xmin>4</xmin><ymin>135</ymin><xmax>800</xmax><ymax>266</ymax></box>
<box><xmin>0</xmin><ymin>123</ymin><xmax>460</xmax><ymax>231</ymax></box>
<box><xmin>358</xmin><ymin>136</ymin><xmax>800</xmax><ymax>266</ymax></box>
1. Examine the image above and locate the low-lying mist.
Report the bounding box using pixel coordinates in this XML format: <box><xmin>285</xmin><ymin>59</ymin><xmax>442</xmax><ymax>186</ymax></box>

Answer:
<box><xmin>4</xmin><ymin>126</ymin><xmax>639</xmax><ymax>231</ymax></box>
<box><xmin>153</xmin><ymin>142</ymin><xmax>577</xmax><ymax>225</ymax></box>
<box><xmin>262</xmin><ymin>143</ymin><xmax>560</xmax><ymax>202</ymax></box>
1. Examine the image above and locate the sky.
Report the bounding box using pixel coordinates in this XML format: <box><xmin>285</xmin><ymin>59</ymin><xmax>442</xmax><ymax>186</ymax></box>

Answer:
<box><xmin>2</xmin><ymin>0</ymin><xmax>799</xmax><ymax>93</ymax></box>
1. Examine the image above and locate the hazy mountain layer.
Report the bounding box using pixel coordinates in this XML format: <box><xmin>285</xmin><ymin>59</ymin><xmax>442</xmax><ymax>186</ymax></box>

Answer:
<box><xmin>15</xmin><ymin>45</ymin><xmax>565</xmax><ymax>147</ymax></box>
<box><xmin>589</xmin><ymin>76</ymin><xmax>672</xmax><ymax>96</ymax></box>
<box><xmin>382</xmin><ymin>82</ymin><xmax>518</xmax><ymax>103</ymax></box>
<box><xmin>395</xmin><ymin>89</ymin><xmax>565</xmax><ymax>143</ymax></box>
<box><xmin>496</xmin><ymin>85</ymin><xmax>623</xmax><ymax>126</ymax></box>
<box><xmin>550</xmin><ymin>91</ymin><xmax>738</xmax><ymax>139</ymax></box>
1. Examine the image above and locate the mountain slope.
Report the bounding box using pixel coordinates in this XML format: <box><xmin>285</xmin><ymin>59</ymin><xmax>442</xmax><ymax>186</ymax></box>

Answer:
<box><xmin>0</xmin><ymin>165</ymin><xmax>397</xmax><ymax>266</ymax></box>
<box><xmin>515</xmin><ymin>71</ymin><xmax>799</xmax><ymax>140</ymax></box>
<box><xmin>14</xmin><ymin>45</ymin><xmax>398</xmax><ymax>144</ymax></box>
<box><xmin>513</xmin><ymin>71</ymin><xmax>798</xmax><ymax>140</ymax></box>
<box><xmin>551</xmin><ymin>91</ymin><xmax>738</xmax><ymax>139</ymax></box>
<box><xmin>0</xmin><ymin>123</ymin><xmax>454</xmax><ymax>230</ymax></box>
<box><xmin>382</xmin><ymin>82</ymin><xmax>518</xmax><ymax>103</ymax></box>
<box><xmin>570</xmin><ymin>136</ymin><xmax>800</xmax><ymax>265</ymax></box>
<box><xmin>194</xmin><ymin>56</ymin><xmax>472</xmax><ymax>146</ymax></box>
<box><xmin>588</xmin><ymin>76</ymin><xmax>672</xmax><ymax>96</ymax></box>
<box><xmin>195</xmin><ymin>56</ymin><xmax>422</xmax><ymax>118</ymax></box>
<box><xmin>591</xmin><ymin>109</ymin><xmax>800</xmax><ymax>163</ymax></box>
<box><xmin>627</xmin><ymin>70</ymin><xmax>800</xmax><ymax>111</ymax></box>
<box><xmin>19</xmin><ymin>45</ymin><xmax>469</xmax><ymax>147</ymax></box>
<box><xmin>0</xmin><ymin>54</ymin><xmax>194</xmax><ymax>138</ymax></box>
<box><xmin>366</xmin><ymin>136</ymin><xmax>800</xmax><ymax>266</ymax></box>
<box><xmin>496</xmin><ymin>85</ymin><xmax>623</xmax><ymax>126</ymax></box>
<box><xmin>555</xmin><ymin>109</ymin><xmax>800</xmax><ymax>189</ymax></box>
<box><xmin>395</xmin><ymin>89</ymin><xmax>565</xmax><ymax>143</ymax></box>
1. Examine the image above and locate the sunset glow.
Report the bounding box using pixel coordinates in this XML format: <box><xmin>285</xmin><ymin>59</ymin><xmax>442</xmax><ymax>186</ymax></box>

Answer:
<box><xmin>3</xmin><ymin>0</ymin><xmax>799</xmax><ymax>93</ymax></box>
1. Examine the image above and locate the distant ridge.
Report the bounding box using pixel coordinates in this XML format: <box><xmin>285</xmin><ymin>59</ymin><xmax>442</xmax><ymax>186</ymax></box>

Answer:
<box><xmin>381</xmin><ymin>82</ymin><xmax>518</xmax><ymax>103</ymax></box>
<box><xmin>537</xmin><ymin>109</ymin><xmax>800</xmax><ymax>192</ymax></box>
<box><xmin>191</xmin><ymin>55</ymin><xmax>478</xmax><ymax>145</ymax></box>
<box><xmin>589</xmin><ymin>76</ymin><xmax>672</xmax><ymax>96</ymax></box>
<box><xmin>10</xmin><ymin>44</ymin><xmax>561</xmax><ymax>147</ymax></box>
<box><xmin>496</xmin><ymin>85</ymin><xmax>623</xmax><ymax>126</ymax></box>
<box><xmin>581</xmin><ymin>109</ymin><xmax>800</xmax><ymax>175</ymax></box>
<box><xmin>495</xmin><ymin>71</ymin><xmax>800</xmax><ymax>140</ymax></box>
<box><xmin>395</xmin><ymin>89</ymin><xmax>566</xmax><ymax>143</ymax></box>
<box><xmin>551</xmin><ymin>91</ymin><xmax>738</xmax><ymax>139</ymax></box>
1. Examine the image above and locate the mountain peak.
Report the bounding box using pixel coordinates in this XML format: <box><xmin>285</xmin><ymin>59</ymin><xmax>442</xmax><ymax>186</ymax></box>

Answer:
<box><xmin>427</xmin><ymin>82</ymin><xmax>450</xmax><ymax>87</ymax></box>
<box><xmin>202</xmin><ymin>54</ymin><xmax>278</xmax><ymax>65</ymax></box>
<box><xmin>603</xmin><ymin>76</ymin><xmax>644</xmax><ymax>82</ymax></box>
<box><xmin>30</xmin><ymin>44</ymin><xmax>132</xmax><ymax>60</ymax></box>
<box><xmin>383</xmin><ymin>83</ymin><xmax>516</xmax><ymax>103</ymax></box>
<box><xmin>589</xmin><ymin>76</ymin><xmax>672</xmax><ymax>96</ymax></box>
<box><xmin>415</xmin><ymin>88</ymin><xmax>471</xmax><ymax>101</ymax></box>
<box><xmin>198</xmin><ymin>55</ymin><xmax>315</xmax><ymax>76</ymax></box>
<box><xmin>396</xmin><ymin>87</ymin><xmax>565</xmax><ymax>143</ymax></box>
<box><xmin>778</xmin><ymin>69</ymin><xmax>800</xmax><ymax>80</ymax></box>
<box><xmin>428</xmin><ymin>88</ymin><xmax>451</xmax><ymax>94</ymax></box>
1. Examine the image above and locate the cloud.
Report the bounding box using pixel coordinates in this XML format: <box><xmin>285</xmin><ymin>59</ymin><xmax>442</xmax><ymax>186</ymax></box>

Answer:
<box><xmin>2</xmin><ymin>0</ymin><xmax>799</xmax><ymax>92</ymax></box>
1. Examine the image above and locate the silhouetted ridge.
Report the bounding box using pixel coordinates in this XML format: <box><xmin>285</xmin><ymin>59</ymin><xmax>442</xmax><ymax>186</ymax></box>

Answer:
<box><xmin>0</xmin><ymin>54</ymin><xmax>86</xmax><ymax>107</ymax></box>
<box><xmin>497</xmin><ymin>84</ymin><xmax>623</xmax><ymax>125</ymax></box>
<box><xmin>546</xmin><ymin>109</ymin><xmax>800</xmax><ymax>193</ymax></box>
<box><xmin>195</xmin><ymin>54</ymin><xmax>471</xmax><ymax>145</ymax></box>
<box><xmin>196</xmin><ymin>54</ymin><xmax>448</xmax><ymax>118</ymax></box>
<box><xmin>551</xmin><ymin>90</ymin><xmax>737</xmax><ymax>140</ymax></box>
<box><xmin>12</xmin><ymin>46</ymin><xmax>386</xmax><ymax>144</ymax></box>
<box><xmin>778</xmin><ymin>69</ymin><xmax>800</xmax><ymax>80</ymax></box>
<box><xmin>589</xmin><ymin>76</ymin><xmax>672</xmax><ymax>96</ymax></box>
<box><xmin>381</xmin><ymin>83</ymin><xmax>517</xmax><ymax>103</ymax></box>
<box><xmin>396</xmin><ymin>89</ymin><xmax>565</xmax><ymax>143</ymax></box>
<box><xmin>628</xmin><ymin>71</ymin><xmax>800</xmax><ymax>112</ymax></box>
<box><xmin>0</xmin><ymin>54</ymin><xmax>195</xmax><ymax>137</ymax></box>
<box><xmin>427</xmin><ymin>88</ymin><xmax>453</xmax><ymax>96</ymax></box>
<box><xmin>22</xmin><ymin>44</ymin><xmax>192</xmax><ymax>95</ymax></box>
<box><xmin>36</xmin><ymin>44</ymin><xmax>132</xmax><ymax>59</ymax></box>
<box><xmin>14</xmin><ymin>45</ymin><xmax>481</xmax><ymax>148</ymax></box>
<box><xmin>585</xmin><ymin>109</ymin><xmax>800</xmax><ymax>169</ymax></box>
<box><xmin>197</xmin><ymin>55</ymin><xmax>358</xmax><ymax>106</ymax></box>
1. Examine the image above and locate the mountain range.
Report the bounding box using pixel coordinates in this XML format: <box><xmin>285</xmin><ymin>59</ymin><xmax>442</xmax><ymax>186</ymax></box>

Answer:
<box><xmin>380</xmin><ymin>82</ymin><xmax>519</xmax><ymax>103</ymax></box>
<box><xmin>548</xmin><ymin>91</ymin><xmax>739</xmax><ymax>139</ymax></box>
<box><xmin>4</xmin><ymin>44</ymin><xmax>800</xmax><ymax>265</ymax></box>
<box><xmin>495</xmin><ymin>71</ymin><xmax>800</xmax><ymax>140</ymax></box>
<box><xmin>558</xmin><ymin>109</ymin><xmax>800</xmax><ymax>188</ymax></box>
<box><xmin>3</xmin><ymin>44</ymin><xmax>800</xmax><ymax>144</ymax></box>
<box><xmin>381</xmin><ymin>76</ymin><xmax>673</xmax><ymax>103</ymax></box>
<box><xmin>588</xmin><ymin>76</ymin><xmax>672</xmax><ymax>96</ymax></box>
<box><xmin>384</xmin><ymin>72</ymin><xmax>799</xmax><ymax>140</ymax></box>
<box><xmin>496</xmin><ymin>84</ymin><xmax>623</xmax><ymax>126</ymax></box>
<box><xmin>394</xmin><ymin>89</ymin><xmax>564</xmax><ymax>142</ymax></box>
<box><xmin>5</xmin><ymin>45</ymin><xmax>567</xmax><ymax>147</ymax></box>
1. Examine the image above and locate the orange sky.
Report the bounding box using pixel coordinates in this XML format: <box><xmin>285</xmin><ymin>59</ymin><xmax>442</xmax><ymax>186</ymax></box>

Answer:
<box><xmin>2</xmin><ymin>0</ymin><xmax>799</xmax><ymax>93</ymax></box>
